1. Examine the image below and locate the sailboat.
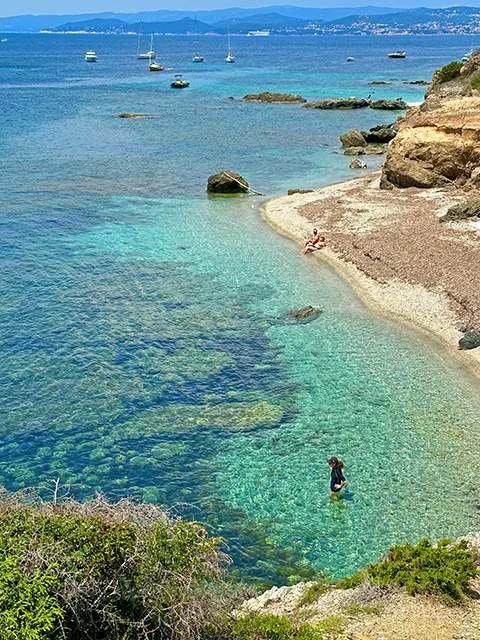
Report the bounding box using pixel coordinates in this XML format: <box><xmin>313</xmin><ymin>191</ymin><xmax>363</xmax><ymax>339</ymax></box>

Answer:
<box><xmin>137</xmin><ymin>24</ymin><xmax>156</xmax><ymax>60</ymax></box>
<box><xmin>192</xmin><ymin>15</ymin><xmax>204</xmax><ymax>62</ymax></box>
<box><xmin>225</xmin><ymin>27</ymin><xmax>235</xmax><ymax>63</ymax></box>
<box><xmin>148</xmin><ymin>34</ymin><xmax>164</xmax><ymax>71</ymax></box>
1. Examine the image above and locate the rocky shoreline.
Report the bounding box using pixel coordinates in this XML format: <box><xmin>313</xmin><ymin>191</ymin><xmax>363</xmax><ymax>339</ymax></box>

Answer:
<box><xmin>262</xmin><ymin>174</ymin><xmax>480</xmax><ymax>380</ymax></box>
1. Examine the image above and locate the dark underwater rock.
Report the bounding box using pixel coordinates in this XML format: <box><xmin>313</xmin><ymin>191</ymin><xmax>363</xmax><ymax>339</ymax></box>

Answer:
<box><xmin>302</xmin><ymin>98</ymin><xmax>369</xmax><ymax>110</ymax></box>
<box><xmin>287</xmin><ymin>188</ymin><xmax>314</xmax><ymax>196</ymax></box>
<box><xmin>243</xmin><ymin>92</ymin><xmax>307</xmax><ymax>103</ymax></box>
<box><xmin>287</xmin><ymin>306</ymin><xmax>322</xmax><ymax>323</ymax></box>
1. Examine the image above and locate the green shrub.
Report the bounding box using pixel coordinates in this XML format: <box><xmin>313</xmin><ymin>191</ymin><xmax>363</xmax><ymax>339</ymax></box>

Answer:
<box><xmin>298</xmin><ymin>582</ymin><xmax>328</xmax><ymax>606</ymax></box>
<box><xmin>366</xmin><ymin>538</ymin><xmax>476</xmax><ymax>603</ymax></box>
<box><xmin>0</xmin><ymin>491</ymin><xmax>240</xmax><ymax>640</ymax></box>
<box><xmin>343</xmin><ymin>602</ymin><xmax>382</xmax><ymax>617</ymax></box>
<box><xmin>437</xmin><ymin>61</ymin><xmax>463</xmax><ymax>83</ymax></box>
<box><xmin>231</xmin><ymin>614</ymin><xmax>345</xmax><ymax>640</ymax></box>
<box><xmin>334</xmin><ymin>572</ymin><xmax>365</xmax><ymax>590</ymax></box>
<box><xmin>470</xmin><ymin>75</ymin><xmax>480</xmax><ymax>90</ymax></box>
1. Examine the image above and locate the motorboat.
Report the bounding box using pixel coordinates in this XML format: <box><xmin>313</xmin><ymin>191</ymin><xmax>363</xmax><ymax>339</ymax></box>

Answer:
<box><xmin>85</xmin><ymin>51</ymin><xmax>97</xmax><ymax>62</ymax></box>
<box><xmin>347</xmin><ymin>56</ymin><xmax>355</xmax><ymax>62</ymax></box>
<box><xmin>149</xmin><ymin>60</ymin><xmax>164</xmax><ymax>71</ymax></box>
<box><xmin>388</xmin><ymin>51</ymin><xmax>406</xmax><ymax>59</ymax></box>
<box><xmin>193</xmin><ymin>54</ymin><xmax>204</xmax><ymax>62</ymax></box>
<box><xmin>170</xmin><ymin>74</ymin><xmax>190</xmax><ymax>88</ymax></box>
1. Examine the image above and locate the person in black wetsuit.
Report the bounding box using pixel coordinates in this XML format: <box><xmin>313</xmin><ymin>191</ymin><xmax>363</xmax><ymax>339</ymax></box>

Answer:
<box><xmin>327</xmin><ymin>456</ymin><xmax>347</xmax><ymax>493</ymax></box>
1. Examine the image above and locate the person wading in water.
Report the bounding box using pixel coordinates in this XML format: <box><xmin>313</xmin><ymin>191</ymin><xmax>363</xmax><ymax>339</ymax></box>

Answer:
<box><xmin>327</xmin><ymin>456</ymin><xmax>347</xmax><ymax>493</ymax></box>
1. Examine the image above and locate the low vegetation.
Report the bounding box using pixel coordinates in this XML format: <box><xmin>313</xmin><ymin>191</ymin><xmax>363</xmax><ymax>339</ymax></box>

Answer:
<box><xmin>437</xmin><ymin>60</ymin><xmax>463</xmax><ymax>83</ymax></box>
<box><xmin>231</xmin><ymin>614</ymin><xmax>345</xmax><ymax>640</ymax></box>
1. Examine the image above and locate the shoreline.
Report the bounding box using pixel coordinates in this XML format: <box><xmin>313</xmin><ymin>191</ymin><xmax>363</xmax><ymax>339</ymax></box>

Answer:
<box><xmin>261</xmin><ymin>173</ymin><xmax>480</xmax><ymax>381</ymax></box>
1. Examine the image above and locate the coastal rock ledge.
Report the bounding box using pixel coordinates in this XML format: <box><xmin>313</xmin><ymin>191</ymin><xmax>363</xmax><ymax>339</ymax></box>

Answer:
<box><xmin>382</xmin><ymin>50</ymin><xmax>480</xmax><ymax>189</ymax></box>
<box><xmin>243</xmin><ymin>92</ymin><xmax>306</xmax><ymax>103</ymax></box>
<box><xmin>207</xmin><ymin>171</ymin><xmax>249</xmax><ymax>194</ymax></box>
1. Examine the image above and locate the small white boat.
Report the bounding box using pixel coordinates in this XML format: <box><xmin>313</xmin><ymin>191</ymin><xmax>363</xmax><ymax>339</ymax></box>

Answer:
<box><xmin>85</xmin><ymin>51</ymin><xmax>97</xmax><ymax>62</ymax></box>
<box><xmin>147</xmin><ymin>34</ymin><xmax>163</xmax><ymax>71</ymax></box>
<box><xmin>225</xmin><ymin>28</ymin><xmax>235</xmax><ymax>63</ymax></box>
<box><xmin>1</xmin><ymin>38</ymin><xmax>8</xmax><ymax>43</ymax></box>
<box><xmin>193</xmin><ymin>54</ymin><xmax>204</xmax><ymax>62</ymax></box>
<box><xmin>388</xmin><ymin>51</ymin><xmax>406</xmax><ymax>59</ymax></box>
<box><xmin>347</xmin><ymin>56</ymin><xmax>355</xmax><ymax>62</ymax></box>
<box><xmin>462</xmin><ymin>49</ymin><xmax>474</xmax><ymax>63</ymax></box>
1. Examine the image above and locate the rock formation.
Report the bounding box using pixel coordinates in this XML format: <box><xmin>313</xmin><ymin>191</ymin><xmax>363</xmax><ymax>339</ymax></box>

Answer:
<box><xmin>350</xmin><ymin>158</ymin><xmax>367</xmax><ymax>169</ymax></box>
<box><xmin>287</xmin><ymin>188</ymin><xmax>314</xmax><ymax>195</ymax></box>
<box><xmin>459</xmin><ymin>330</ymin><xmax>480</xmax><ymax>350</ymax></box>
<box><xmin>370</xmin><ymin>98</ymin><xmax>408</xmax><ymax>110</ymax></box>
<box><xmin>287</xmin><ymin>306</ymin><xmax>322</xmax><ymax>323</ymax></box>
<box><xmin>340</xmin><ymin>129</ymin><xmax>366</xmax><ymax>148</ymax></box>
<box><xmin>382</xmin><ymin>51</ymin><xmax>480</xmax><ymax>189</ymax></box>
<box><xmin>207</xmin><ymin>171</ymin><xmax>249</xmax><ymax>194</ymax></box>
<box><xmin>302</xmin><ymin>97</ymin><xmax>370</xmax><ymax>110</ymax></box>
<box><xmin>242</xmin><ymin>92</ymin><xmax>306</xmax><ymax>103</ymax></box>
<box><xmin>362</xmin><ymin>122</ymin><xmax>399</xmax><ymax>143</ymax></box>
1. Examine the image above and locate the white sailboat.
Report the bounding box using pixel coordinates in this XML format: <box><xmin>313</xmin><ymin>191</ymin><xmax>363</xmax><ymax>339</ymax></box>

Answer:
<box><xmin>225</xmin><ymin>27</ymin><xmax>235</xmax><ymax>63</ymax></box>
<box><xmin>137</xmin><ymin>24</ymin><xmax>156</xmax><ymax>60</ymax></box>
<box><xmin>148</xmin><ymin>34</ymin><xmax>164</xmax><ymax>71</ymax></box>
<box><xmin>192</xmin><ymin>16</ymin><xmax>204</xmax><ymax>62</ymax></box>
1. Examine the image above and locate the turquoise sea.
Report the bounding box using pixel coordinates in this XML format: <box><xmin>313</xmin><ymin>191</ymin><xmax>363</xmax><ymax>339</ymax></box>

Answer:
<box><xmin>1</xmin><ymin>33</ymin><xmax>480</xmax><ymax>584</ymax></box>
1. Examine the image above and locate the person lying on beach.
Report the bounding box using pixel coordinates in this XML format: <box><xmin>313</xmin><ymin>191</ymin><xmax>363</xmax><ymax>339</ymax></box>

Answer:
<box><xmin>327</xmin><ymin>456</ymin><xmax>347</xmax><ymax>493</ymax></box>
<box><xmin>301</xmin><ymin>229</ymin><xmax>325</xmax><ymax>254</ymax></box>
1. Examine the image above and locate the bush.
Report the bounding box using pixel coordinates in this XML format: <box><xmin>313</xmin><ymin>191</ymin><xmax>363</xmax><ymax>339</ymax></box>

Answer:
<box><xmin>0</xmin><ymin>489</ymin><xmax>244</xmax><ymax>640</ymax></box>
<box><xmin>470</xmin><ymin>75</ymin><xmax>480</xmax><ymax>90</ymax></box>
<box><xmin>231</xmin><ymin>614</ymin><xmax>345</xmax><ymax>640</ymax></box>
<box><xmin>366</xmin><ymin>538</ymin><xmax>476</xmax><ymax>603</ymax></box>
<box><xmin>437</xmin><ymin>61</ymin><xmax>463</xmax><ymax>83</ymax></box>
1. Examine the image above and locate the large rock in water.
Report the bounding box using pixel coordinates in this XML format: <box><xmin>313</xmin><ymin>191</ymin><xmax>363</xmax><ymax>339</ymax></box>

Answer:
<box><xmin>370</xmin><ymin>99</ymin><xmax>408</xmax><ymax>110</ymax></box>
<box><xmin>302</xmin><ymin>98</ymin><xmax>369</xmax><ymax>110</ymax></box>
<box><xmin>362</xmin><ymin>122</ymin><xmax>398</xmax><ymax>143</ymax></box>
<box><xmin>242</xmin><ymin>92</ymin><xmax>306</xmax><ymax>103</ymax></box>
<box><xmin>287</xmin><ymin>306</ymin><xmax>322</xmax><ymax>323</ymax></box>
<box><xmin>207</xmin><ymin>171</ymin><xmax>249</xmax><ymax>194</ymax></box>
<box><xmin>340</xmin><ymin>129</ymin><xmax>366</xmax><ymax>148</ymax></box>
<box><xmin>350</xmin><ymin>158</ymin><xmax>367</xmax><ymax>169</ymax></box>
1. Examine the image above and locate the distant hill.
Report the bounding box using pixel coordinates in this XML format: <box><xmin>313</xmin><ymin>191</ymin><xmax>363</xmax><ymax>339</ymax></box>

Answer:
<box><xmin>0</xmin><ymin>6</ymin><xmax>401</xmax><ymax>33</ymax></box>
<box><xmin>214</xmin><ymin>12</ymin><xmax>311</xmax><ymax>33</ymax></box>
<box><xmin>49</xmin><ymin>17</ymin><xmax>213</xmax><ymax>35</ymax></box>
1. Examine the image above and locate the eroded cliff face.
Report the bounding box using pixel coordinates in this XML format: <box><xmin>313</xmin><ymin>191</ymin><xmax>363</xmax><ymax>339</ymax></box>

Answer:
<box><xmin>381</xmin><ymin>52</ymin><xmax>480</xmax><ymax>189</ymax></box>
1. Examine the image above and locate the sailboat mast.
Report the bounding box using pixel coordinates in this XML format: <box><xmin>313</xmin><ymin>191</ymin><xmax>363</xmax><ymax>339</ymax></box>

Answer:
<box><xmin>227</xmin><ymin>27</ymin><xmax>231</xmax><ymax>55</ymax></box>
<box><xmin>137</xmin><ymin>22</ymin><xmax>142</xmax><ymax>56</ymax></box>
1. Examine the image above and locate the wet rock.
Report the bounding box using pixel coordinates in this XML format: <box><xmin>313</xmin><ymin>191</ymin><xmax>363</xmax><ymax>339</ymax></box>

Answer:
<box><xmin>207</xmin><ymin>171</ymin><xmax>249</xmax><ymax>194</ymax></box>
<box><xmin>363</xmin><ymin>123</ymin><xmax>398</xmax><ymax>144</ymax></box>
<box><xmin>344</xmin><ymin>146</ymin><xmax>366</xmax><ymax>156</ymax></box>
<box><xmin>369</xmin><ymin>81</ymin><xmax>393</xmax><ymax>85</ymax></box>
<box><xmin>287</xmin><ymin>306</ymin><xmax>322</xmax><ymax>323</ymax></box>
<box><xmin>287</xmin><ymin>188</ymin><xmax>314</xmax><ymax>195</ymax></box>
<box><xmin>370</xmin><ymin>99</ymin><xmax>408</xmax><ymax>110</ymax></box>
<box><xmin>302</xmin><ymin>97</ymin><xmax>369</xmax><ymax>110</ymax></box>
<box><xmin>116</xmin><ymin>113</ymin><xmax>150</xmax><ymax>119</ymax></box>
<box><xmin>350</xmin><ymin>158</ymin><xmax>367</xmax><ymax>169</ymax></box>
<box><xmin>458</xmin><ymin>330</ymin><xmax>480</xmax><ymax>350</ymax></box>
<box><xmin>340</xmin><ymin>128</ymin><xmax>366</xmax><ymax>148</ymax></box>
<box><xmin>243</xmin><ymin>92</ymin><xmax>306</xmax><ymax>103</ymax></box>
<box><xmin>440</xmin><ymin>199</ymin><xmax>480</xmax><ymax>222</ymax></box>
<box><xmin>344</xmin><ymin>145</ymin><xmax>385</xmax><ymax>156</ymax></box>
<box><xmin>404</xmin><ymin>80</ymin><xmax>430</xmax><ymax>85</ymax></box>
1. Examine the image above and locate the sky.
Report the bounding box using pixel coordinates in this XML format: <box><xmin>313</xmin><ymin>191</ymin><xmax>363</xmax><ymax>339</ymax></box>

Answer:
<box><xmin>3</xmin><ymin>0</ymin><xmax>480</xmax><ymax>15</ymax></box>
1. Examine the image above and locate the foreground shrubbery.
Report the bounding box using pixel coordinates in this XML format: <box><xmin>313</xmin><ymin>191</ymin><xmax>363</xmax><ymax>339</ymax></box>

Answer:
<box><xmin>0</xmin><ymin>489</ymin><xmax>246</xmax><ymax>640</ymax></box>
<box><xmin>301</xmin><ymin>538</ymin><xmax>477</xmax><ymax>607</ymax></box>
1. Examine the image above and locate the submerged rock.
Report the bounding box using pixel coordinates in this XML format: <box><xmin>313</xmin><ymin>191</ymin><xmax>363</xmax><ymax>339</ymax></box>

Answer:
<box><xmin>302</xmin><ymin>98</ymin><xmax>369</xmax><ymax>110</ymax></box>
<box><xmin>287</xmin><ymin>306</ymin><xmax>322</xmax><ymax>323</ymax></box>
<box><xmin>458</xmin><ymin>330</ymin><xmax>480</xmax><ymax>350</ymax></box>
<box><xmin>350</xmin><ymin>158</ymin><xmax>367</xmax><ymax>170</ymax></box>
<box><xmin>243</xmin><ymin>92</ymin><xmax>307</xmax><ymax>103</ymax></box>
<box><xmin>370</xmin><ymin>99</ymin><xmax>408</xmax><ymax>110</ymax></box>
<box><xmin>116</xmin><ymin>113</ymin><xmax>150</xmax><ymax>119</ymax></box>
<box><xmin>287</xmin><ymin>188</ymin><xmax>314</xmax><ymax>195</ymax></box>
<box><xmin>340</xmin><ymin>128</ymin><xmax>366</xmax><ymax>148</ymax></box>
<box><xmin>369</xmin><ymin>81</ymin><xmax>393</xmax><ymax>85</ymax></box>
<box><xmin>207</xmin><ymin>171</ymin><xmax>249</xmax><ymax>194</ymax></box>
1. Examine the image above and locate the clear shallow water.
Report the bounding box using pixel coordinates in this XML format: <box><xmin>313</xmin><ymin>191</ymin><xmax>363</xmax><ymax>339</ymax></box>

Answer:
<box><xmin>1</xmin><ymin>33</ymin><xmax>480</xmax><ymax>584</ymax></box>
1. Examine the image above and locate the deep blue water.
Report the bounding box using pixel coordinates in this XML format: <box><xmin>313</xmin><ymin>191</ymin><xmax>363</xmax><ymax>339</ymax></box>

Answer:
<box><xmin>1</xmin><ymin>33</ymin><xmax>480</xmax><ymax>585</ymax></box>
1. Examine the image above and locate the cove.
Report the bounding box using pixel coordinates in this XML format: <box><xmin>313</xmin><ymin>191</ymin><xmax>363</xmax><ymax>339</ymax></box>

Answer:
<box><xmin>1</xmin><ymin>34</ymin><xmax>480</xmax><ymax>585</ymax></box>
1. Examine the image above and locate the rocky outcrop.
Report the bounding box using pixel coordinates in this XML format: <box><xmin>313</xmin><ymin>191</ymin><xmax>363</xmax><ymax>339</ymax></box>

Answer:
<box><xmin>370</xmin><ymin>98</ymin><xmax>407</xmax><ymax>110</ymax></box>
<box><xmin>287</xmin><ymin>188</ymin><xmax>314</xmax><ymax>196</ymax></box>
<box><xmin>207</xmin><ymin>171</ymin><xmax>249</xmax><ymax>194</ymax></box>
<box><xmin>459</xmin><ymin>330</ymin><xmax>480</xmax><ymax>350</ymax></box>
<box><xmin>116</xmin><ymin>113</ymin><xmax>150</xmax><ymax>119</ymax></box>
<box><xmin>340</xmin><ymin>128</ymin><xmax>366</xmax><ymax>148</ymax></box>
<box><xmin>243</xmin><ymin>92</ymin><xmax>306</xmax><ymax>103</ymax></box>
<box><xmin>440</xmin><ymin>199</ymin><xmax>480</xmax><ymax>222</ymax></box>
<box><xmin>302</xmin><ymin>97</ymin><xmax>369</xmax><ymax>110</ymax></box>
<box><xmin>344</xmin><ymin>146</ymin><xmax>385</xmax><ymax>156</ymax></box>
<box><xmin>383</xmin><ymin>52</ymin><xmax>480</xmax><ymax>189</ymax></box>
<box><xmin>362</xmin><ymin>122</ymin><xmax>399</xmax><ymax>143</ymax></box>
<box><xmin>350</xmin><ymin>158</ymin><xmax>367</xmax><ymax>169</ymax></box>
